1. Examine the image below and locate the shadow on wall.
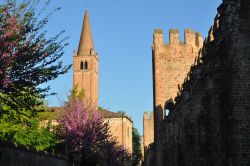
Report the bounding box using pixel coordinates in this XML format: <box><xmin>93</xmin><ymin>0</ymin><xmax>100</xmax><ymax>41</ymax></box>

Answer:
<box><xmin>0</xmin><ymin>141</ymin><xmax>69</xmax><ymax>166</ymax></box>
<box><xmin>0</xmin><ymin>149</ymin><xmax>2</xmax><ymax>165</ymax></box>
<box><xmin>143</xmin><ymin>142</ymin><xmax>156</xmax><ymax>166</ymax></box>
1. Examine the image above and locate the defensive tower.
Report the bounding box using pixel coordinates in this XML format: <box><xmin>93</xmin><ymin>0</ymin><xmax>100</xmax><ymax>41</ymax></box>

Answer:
<box><xmin>152</xmin><ymin>28</ymin><xmax>203</xmax><ymax>165</ymax></box>
<box><xmin>143</xmin><ymin>112</ymin><xmax>154</xmax><ymax>165</ymax></box>
<box><xmin>143</xmin><ymin>112</ymin><xmax>154</xmax><ymax>149</ymax></box>
<box><xmin>153</xmin><ymin>28</ymin><xmax>203</xmax><ymax>128</ymax></box>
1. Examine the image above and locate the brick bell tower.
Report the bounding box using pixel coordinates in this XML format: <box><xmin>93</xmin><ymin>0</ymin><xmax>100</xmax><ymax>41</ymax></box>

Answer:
<box><xmin>73</xmin><ymin>9</ymin><xmax>98</xmax><ymax>107</ymax></box>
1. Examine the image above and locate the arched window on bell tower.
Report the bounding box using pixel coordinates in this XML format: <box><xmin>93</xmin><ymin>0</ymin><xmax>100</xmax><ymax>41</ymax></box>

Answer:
<box><xmin>80</xmin><ymin>61</ymin><xmax>84</xmax><ymax>70</ymax></box>
<box><xmin>84</xmin><ymin>61</ymin><xmax>88</xmax><ymax>70</ymax></box>
<box><xmin>80</xmin><ymin>61</ymin><xmax>88</xmax><ymax>70</ymax></box>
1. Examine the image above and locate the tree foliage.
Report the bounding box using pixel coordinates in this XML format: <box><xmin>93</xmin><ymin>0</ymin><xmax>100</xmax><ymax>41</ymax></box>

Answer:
<box><xmin>0</xmin><ymin>0</ymin><xmax>70</xmax><ymax>151</ymax></box>
<box><xmin>58</xmin><ymin>98</ymin><xmax>131</xmax><ymax>166</ymax></box>
<box><xmin>0</xmin><ymin>104</ymin><xmax>59</xmax><ymax>152</ymax></box>
<box><xmin>0</xmin><ymin>0</ymin><xmax>71</xmax><ymax>114</ymax></box>
<box><xmin>132</xmin><ymin>127</ymin><xmax>142</xmax><ymax>166</ymax></box>
<box><xmin>12</xmin><ymin>119</ymin><xmax>58</xmax><ymax>151</ymax></box>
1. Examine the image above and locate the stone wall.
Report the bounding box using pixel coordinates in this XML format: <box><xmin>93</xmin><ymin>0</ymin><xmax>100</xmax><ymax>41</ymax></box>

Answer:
<box><xmin>151</xmin><ymin>0</ymin><xmax>250</xmax><ymax>165</ymax></box>
<box><xmin>0</xmin><ymin>142</ymin><xmax>69</xmax><ymax>166</ymax></box>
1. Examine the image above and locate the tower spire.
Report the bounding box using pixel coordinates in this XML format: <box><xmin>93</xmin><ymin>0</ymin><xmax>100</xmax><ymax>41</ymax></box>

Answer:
<box><xmin>77</xmin><ymin>9</ymin><xmax>94</xmax><ymax>56</ymax></box>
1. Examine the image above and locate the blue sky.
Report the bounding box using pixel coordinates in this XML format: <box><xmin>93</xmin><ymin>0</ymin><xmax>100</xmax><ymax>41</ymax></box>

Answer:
<box><xmin>44</xmin><ymin>0</ymin><xmax>222</xmax><ymax>134</ymax></box>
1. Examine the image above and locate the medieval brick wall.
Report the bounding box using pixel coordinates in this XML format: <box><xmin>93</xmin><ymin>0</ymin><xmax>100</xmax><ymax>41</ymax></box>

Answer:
<box><xmin>152</xmin><ymin>28</ymin><xmax>203</xmax><ymax>165</ymax></box>
<box><xmin>153</xmin><ymin>29</ymin><xmax>203</xmax><ymax>123</ymax></box>
<box><xmin>152</xmin><ymin>29</ymin><xmax>203</xmax><ymax>139</ymax></box>
<box><xmin>143</xmin><ymin>112</ymin><xmax>154</xmax><ymax>148</ymax></box>
<box><xmin>151</xmin><ymin>0</ymin><xmax>250</xmax><ymax>166</ymax></box>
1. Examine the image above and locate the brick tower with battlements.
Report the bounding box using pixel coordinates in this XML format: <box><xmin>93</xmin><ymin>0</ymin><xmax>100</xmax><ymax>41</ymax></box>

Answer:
<box><xmin>73</xmin><ymin>9</ymin><xmax>98</xmax><ymax>108</ymax></box>
<box><xmin>152</xmin><ymin>29</ymin><xmax>203</xmax><ymax>166</ymax></box>
<box><xmin>142</xmin><ymin>112</ymin><xmax>154</xmax><ymax>165</ymax></box>
<box><xmin>153</xmin><ymin>29</ymin><xmax>203</xmax><ymax>131</ymax></box>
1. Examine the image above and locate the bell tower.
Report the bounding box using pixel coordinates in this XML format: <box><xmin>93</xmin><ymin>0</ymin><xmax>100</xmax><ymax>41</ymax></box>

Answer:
<box><xmin>73</xmin><ymin>9</ymin><xmax>98</xmax><ymax>107</ymax></box>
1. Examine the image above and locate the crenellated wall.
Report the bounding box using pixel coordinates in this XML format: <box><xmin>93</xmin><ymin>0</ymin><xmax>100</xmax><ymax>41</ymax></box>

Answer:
<box><xmin>143</xmin><ymin>112</ymin><xmax>154</xmax><ymax>148</ymax></box>
<box><xmin>153</xmin><ymin>29</ymin><xmax>203</xmax><ymax>125</ymax></box>
<box><xmin>142</xmin><ymin>112</ymin><xmax>154</xmax><ymax>166</ymax></box>
<box><xmin>152</xmin><ymin>28</ymin><xmax>203</xmax><ymax>165</ymax></box>
<box><xmin>149</xmin><ymin>0</ymin><xmax>250</xmax><ymax>166</ymax></box>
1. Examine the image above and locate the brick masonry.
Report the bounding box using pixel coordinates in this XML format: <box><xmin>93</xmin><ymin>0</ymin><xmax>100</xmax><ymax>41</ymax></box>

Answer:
<box><xmin>143</xmin><ymin>112</ymin><xmax>154</xmax><ymax>165</ymax></box>
<box><xmin>148</xmin><ymin>0</ymin><xmax>250</xmax><ymax>166</ymax></box>
<box><xmin>152</xmin><ymin>28</ymin><xmax>203</xmax><ymax>166</ymax></box>
<box><xmin>153</xmin><ymin>29</ymin><xmax>203</xmax><ymax>122</ymax></box>
<box><xmin>73</xmin><ymin>10</ymin><xmax>133</xmax><ymax>158</ymax></box>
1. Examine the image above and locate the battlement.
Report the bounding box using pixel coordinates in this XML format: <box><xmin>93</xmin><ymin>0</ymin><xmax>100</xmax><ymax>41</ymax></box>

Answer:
<box><xmin>153</xmin><ymin>28</ymin><xmax>203</xmax><ymax>48</ymax></box>
<box><xmin>169</xmin><ymin>29</ymin><xmax>179</xmax><ymax>45</ymax></box>
<box><xmin>144</xmin><ymin>112</ymin><xmax>154</xmax><ymax>120</ymax></box>
<box><xmin>184</xmin><ymin>29</ymin><xmax>203</xmax><ymax>47</ymax></box>
<box><xmin>154</xmin><ymin>29</ymin><xmax>163</xmax><ymax>34</ymax></box>
<box><xmin>143</xmin><ymin>111</ymin><xmax>154</xmax><ymax>150</ymax></box>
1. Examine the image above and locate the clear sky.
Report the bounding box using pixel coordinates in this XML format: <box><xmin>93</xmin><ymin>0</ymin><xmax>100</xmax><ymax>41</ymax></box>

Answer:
<box><xmin>44</xmin><ymin>0</ymin><xmax>222</xmax><ymax>135</ymax></box>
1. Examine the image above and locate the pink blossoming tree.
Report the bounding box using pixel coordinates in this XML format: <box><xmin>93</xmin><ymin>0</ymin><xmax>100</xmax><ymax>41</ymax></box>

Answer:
<box><xmin>58</xmin><ymin>98</ymin><xmax>131</xmax><ymax>166</ymax></box>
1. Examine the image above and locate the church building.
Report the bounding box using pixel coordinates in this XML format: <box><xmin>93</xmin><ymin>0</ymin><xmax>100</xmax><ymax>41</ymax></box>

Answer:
<box><xmin>72</xmin><ymin>9</ymin><xmax>133</xmax><ymax>154</ymax></box>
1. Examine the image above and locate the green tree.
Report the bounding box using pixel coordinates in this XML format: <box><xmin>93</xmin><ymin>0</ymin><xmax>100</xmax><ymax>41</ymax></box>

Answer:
<box><xmin>117</xmin><ymin>110</ymin><xmax>127</xmax><ymax>116</ymax></box>
<box><xmin>12</xmin><ymin>119</ymin><xmax>59</xmax><ymax>152</ymax></box>
<box><xmin>0</xmin><ymin>0</ymin><xmax>70</xmax><ymax>151</ymax></box>
<box><xmin>132</xmin><ymin>127</ymin><xmax>142</xmax><ymax>166</ymax></box>
<box><xmin>68</xmin><ymin>85</ymin><xmax>85</xmax><ymax>102</ymax></box>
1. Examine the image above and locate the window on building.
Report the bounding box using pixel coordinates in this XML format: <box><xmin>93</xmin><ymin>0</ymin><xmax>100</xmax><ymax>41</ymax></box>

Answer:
<box><xmin>164</xmin><ymin>99</ymin><xmax>174</xmax><ymax>118</ymax></box>
<box><xmin>127</xmin><ymin>127</ymin><xmax>129</xmax><ymax>137</ymax></box>
<box><xmin>84</xmin><ymin>61</ymin><xmax>88</xmax><ymax>70</ymax></box>
<box><xmin>165</xmin><ymin>109</ymin><xmax>170</xmax><ymax>116</ymax></box>
<box><xmin>80</xmin><ymin>61</ymin><xmax>88</xmax><ymax>70</ymax></box>
<box><xmin>80</xmin><ymin>61</ymin><xmax>84</xmax><ymax>70</ymax></box>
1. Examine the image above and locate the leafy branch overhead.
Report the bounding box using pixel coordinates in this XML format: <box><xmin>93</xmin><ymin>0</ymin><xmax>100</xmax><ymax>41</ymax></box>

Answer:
<box><xmin>0</xmin><ymin>1</ymin><xmax>71</xmax><ymax>97</ymax></box>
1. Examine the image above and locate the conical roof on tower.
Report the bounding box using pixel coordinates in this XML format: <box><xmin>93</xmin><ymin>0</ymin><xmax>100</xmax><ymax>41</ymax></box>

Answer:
<box><xmin>78</xmin><ymin>9</ymin><xmax>94</xmax><ymax>56</ymax></box>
